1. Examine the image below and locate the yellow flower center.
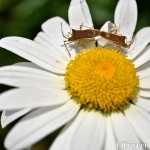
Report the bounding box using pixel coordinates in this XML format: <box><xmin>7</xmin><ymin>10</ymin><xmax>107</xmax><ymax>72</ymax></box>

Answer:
<box><xmin>65</xmin><ymin>48</ymin><xmax>139</xmax><ymax>114</ymax></box>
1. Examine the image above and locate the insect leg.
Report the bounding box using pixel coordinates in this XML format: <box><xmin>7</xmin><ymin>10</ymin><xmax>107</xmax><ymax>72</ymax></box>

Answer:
<box><xmin>79</xmin><ymin>24</ymin><xmax>94</xmax><ymax>30</ymax></box>
<box><xmin>63</xmin><ymin>41</ymin><xmax>72</xmax><ymax>57</ymax></box>
<box><xmin>76</xmin><ymin>40</ymin><xmax>87</xmax><ymax>49</ymax></box>
<box><xmin>61</xmin><ymin>22</ymin><xmax>70</xmax><ymax>39</ymax></box>
<box><xmin>110</xmin><ymin>23</ymin><xmax>120</xmax><ymax>34</ymax></box>
<box><xmin>68</xmin><ymin>32</ymin><xmax>72</xmax><ymax>36</ymax></box>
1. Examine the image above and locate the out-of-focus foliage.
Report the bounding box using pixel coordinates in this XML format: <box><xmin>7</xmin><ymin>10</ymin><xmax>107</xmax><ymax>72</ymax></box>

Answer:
<box><xmin>0</xmin><ymin>0</ymin><xmax>150</xmax><ymax>149</ymax></box>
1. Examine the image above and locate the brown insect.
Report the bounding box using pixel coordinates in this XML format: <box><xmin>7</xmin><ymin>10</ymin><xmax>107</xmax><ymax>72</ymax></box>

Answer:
<box><xmin>61</xmin><ymin>23</ymin><xmax>131</xmax><ymax>56</ymax></box>
<box><xmin>99</xmin><ymin>31</ymin><xmax>130</xmax><ymax>48</ymax></box>
<box><xmin>61</xmin><ymin>24</ymin><xmax>100</xmax><ymax>56</ymax></box>
<box><xmin>69</xmin><ymin>29</ymin><xmax>100</xmax><ymax>40</ymax></box>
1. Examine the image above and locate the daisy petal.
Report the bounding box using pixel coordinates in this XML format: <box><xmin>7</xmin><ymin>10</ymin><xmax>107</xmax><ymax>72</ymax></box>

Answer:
<box><xmin>42</xmin><ymin>17</ymin><xmax>70</xmax><ymax>46</ymax></box>
<box><xmin>104</xmin><ymin>117</ymin><xmax>116</xmax><ymax>150</ymax></box>
<box><xmin>138</xmin><ymin>90</ymin><xmax>150</xmax><ymax>98</ymax></box>
<box><xmin>136</xmin><ymin>97</ymin><xmax>150</xmax><ymax>112</ymax></box>
<box><xmin>12</xmin><ymin>62</ymin><xmax>43</xmax><ymax>69</ymax></box>
<box><xmin>34</xmin><ymin>32</ymin><xmax>71</xmax><ymax>60</ymax></box>
<box><xmin>125</xmin><ymin>105</ymin><xmax>150</xmax><ymax>149</ymax></box>
<box><xmin>1</xmin><ymin>109</ymin><xmax>31</xmax><ymax>128</ymax></box>
<box><xmin>0</xmin><ymin>88</ymin><xmax>69</xmax><ymax>109</ymax></box>
<box><xmin>98</xmin><ymin>21</ymin><xmax>115</xmax><ymax>47</ymax></box>
<box><xmin>41</xmin><ymin>17</ymin><xmax>76</xmax><ymax>58</ymax></box>
<box><xmin>127</xmin><ymin>28</ymin><xmax>150</xmax><ymax>59</ymax></box>
<box><xmin>13</xmin><ymin>62</ymin><xmax>49</xmax><ymax>72</ymax></box>
<box><xmin>114</xmin><ymin>0</ymin><xmax>137</xmax><ymax>40</ymax></box>
<box><xmin>133</xmin><ymin>46</ymin><xmax>150</xmax><ymax>68</ymax></box>
<box><xmin>68</xmin><ymin>0</ymin><xmax>93</xmax><ymax>29</ymax></box>
<box><xmin>111</xmin><ymin>113</ymin><xmax>140</xmax><ymax>144</ymax></box>
<box><xmin>139</xmin><ymin>77</ymin><xmax>150</xmax><ymax>89</ymax></box>
<box><xmin>0</xmin><ymin>65</ymin><xmax>65</xmax><ymax>89</ymax></box>
<box><xmin>51</xmin><ymin>110</ymin><xmax>105</xmax><ymax>150</ymax></box>
<box><xmin>133</xmin><ymin>105</ymin><xmax>150</xmax><ymax>123</ymax></box>
<box><xmin>5</xmin><ymin>101</ymin><xmax>79</xmax><ymax>150</ymax></box>
<box><xmin>0</xmin><ymin>37</ymin><xmax>67</xmax><ymax>74</ymax></box>
<box><xmin>100</xmin><ymin>21</ymin><xmax>117</xmax><ymax>32</ymax></box>
<box><xmin>137</xmin><ymin>68</ymin><xmax>150</xmax><ymax>79</ymax></box>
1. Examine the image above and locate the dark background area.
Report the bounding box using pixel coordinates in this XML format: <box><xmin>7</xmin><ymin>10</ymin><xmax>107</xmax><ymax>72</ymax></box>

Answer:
<box><xmin>0</xmin><ymin>0</ymin><xmax>150</xmax><ymax>149</ymax></box>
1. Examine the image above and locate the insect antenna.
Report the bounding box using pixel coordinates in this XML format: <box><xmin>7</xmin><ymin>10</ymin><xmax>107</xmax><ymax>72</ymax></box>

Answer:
<box><xmin>60</xmin><ymin>22</ymin><xmax>68</xmax><ymax>39</ymax></box>
<box><xmin>60</xmin><ymin>22</ymin><xmax>71</xmax><ymax>58</ymax></box>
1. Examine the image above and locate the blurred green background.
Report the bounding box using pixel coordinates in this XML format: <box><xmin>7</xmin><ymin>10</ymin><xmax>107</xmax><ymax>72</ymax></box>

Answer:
<box><xmin>0</xmin><ymin>0</ymin><xmax>150</xmax><ymax>149</ymax></box>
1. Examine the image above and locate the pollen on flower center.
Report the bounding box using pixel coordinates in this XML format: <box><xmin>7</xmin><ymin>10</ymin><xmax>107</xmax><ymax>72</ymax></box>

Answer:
<box><xmin>65</xmin><ymin>48</ymin><xmax>139</xmax><ymax>114</ymax></box>
<box><xmin>94</xmin><ymin>60</ymin><xmax>116</xmax><ymax>79</ymax></box>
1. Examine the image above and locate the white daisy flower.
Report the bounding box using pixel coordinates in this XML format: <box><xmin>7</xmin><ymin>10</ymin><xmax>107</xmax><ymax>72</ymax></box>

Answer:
<box><xmin>0</xmin><ymin>0</ymin><xmax>150</xmax><ymax>150</ymax></box>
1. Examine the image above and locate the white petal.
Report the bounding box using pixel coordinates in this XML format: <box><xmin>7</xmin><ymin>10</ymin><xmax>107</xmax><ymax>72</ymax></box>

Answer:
<box><xmin>137</xmin><ymin>67</ymin><xmax>150</xmax><ymax>79</ymax></box>
<box><xmin>0</xmin><ymin>37</ymin><xmax>67</xmax><ymax>74</ymax></box>
<box><xmin>13</xmin><ymin>62</ymin><xmax>53</xmax><ymax>73</ymax></box>
<box><xmin>100</xmin><ymin>21</ymin><xmax>117</xmax><ymax>32</ymax></box>
<box><xmin>127</xmin><ymin>28</ymin><xmax>150</xmax><ymax>59</ymax></box>
<box><xmin>12</xmin><ymin>62</ymin><xmax>44</xmax><ymax>69</ymax></box>
<box><xmin>34</xmin><ymin>32</ymin><xmax>71</xmax><ymax>61</ymax></box>
<box><xmin>0</xmin><ymin>88</ymin><xmax>70</xmax><ymax>109</ymax></box>
<box><xmin>42</xmin><ymin>17</ymin><xmax>70</xmax><ymax>46</ymax></box>
<box><xmin>111</xmin><ymin>113</ymin><xmax>140</xmax><ymax>145</ymax></box>
<box><xmin>1</xmin><ymin>109</ymin><xmax>31</xmax><ymax>128</ymax></box>
<box><xmin>139</xmin><ymin>77</ymin><xmax>150</xmax><ymax>89</ymax></box>
<box><xmin>133</xmin><ymin>105</ymin><xmax>150</xmax><ymax>123</ymax></box>
<box><xmin>50</xmin><ymin>110</ymin><xmax>105</xmax><ymax>150</ymax></box>
<box><xmin>114</xmin><ymin>0</ymin><xmax>137</xmax><ymax>40</ymax></box>
<box><xmin>125</xmin><ymin>105</ymin><xmax>150</xmax><ymax>148</ymax></box>
<box><xmin>0</xmin><ymin>65</ymin><xmax>65</xmax><ymax>89</ymax></box>
<box><xmin>133</xmin><ymin>46</ymin><xmax>150</xmax><ymax>68</ymax></box>
<box><xmin>68</xmin><ymin>0</ymin><xmax>93</xmax><ymax>29</ymax></box>
<box><xmin>136</xmin><ymin>62</ymin><xmax>150</xmax><ymax>71</ymax></box>
<box><xmin>98</xmin><ymin>21</ymin><xmax>115</xmax><ymax>47</ymax></box>
<box><xmin>5</xmin><ymin>101</ymin><xmax>79</xmax><ymax>150</ymax></box>
<box><xmin>138</xmin><ymin>90</ymin><xmax>150</xmax><ymax>98</ymax></box>
<box><xmin>136</xmin><ymin>97</ymin><xmax>150</xmax><ymax>112</ymax></box>
<box><xmin>104</xmin><ymin>116</ymin><xmax>116</xmax><ymax>150</ymax></box>
<box><xmin>41</xmin><ymin>17</ymin><xmax>76</xmax><ymax>58</ymax></box>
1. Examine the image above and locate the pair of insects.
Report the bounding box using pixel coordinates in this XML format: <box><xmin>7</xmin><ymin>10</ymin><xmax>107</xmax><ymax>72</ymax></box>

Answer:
<box><xmin>61</xmin><ymin>23</ymin><xmax>131</xmax><ymax>57</ymax></box>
